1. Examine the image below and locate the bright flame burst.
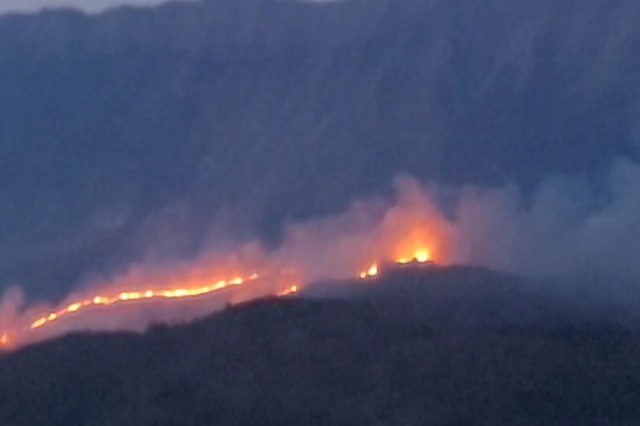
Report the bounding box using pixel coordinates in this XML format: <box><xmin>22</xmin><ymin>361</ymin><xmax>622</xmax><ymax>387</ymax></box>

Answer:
<box><xmin>397</xmin><ymin>249</ymin><xmax>432</xmax><ymax>264</ymax></box>
<box><xmin>357</xmin><ymin>247</ymin><xmax>434</xmax><ymax>280</ymax></box>
<box><xmin>358</xmin><ymin>264</ymin><xmax>379</xmax><ymax>279</ymax></box>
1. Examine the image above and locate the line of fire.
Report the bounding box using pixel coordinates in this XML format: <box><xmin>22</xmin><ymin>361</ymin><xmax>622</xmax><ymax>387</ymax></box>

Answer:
<box><xmin>0</xmin><ymin>246</ymin><xmax>436</xmax><ymax>351</ymax></box>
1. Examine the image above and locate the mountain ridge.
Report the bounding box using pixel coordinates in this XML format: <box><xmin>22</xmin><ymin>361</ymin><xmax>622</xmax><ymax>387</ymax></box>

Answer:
<box><xmin>2</xmin><ymin>266</ymin><xmax>640</xmax><ymax>425</ymax></box>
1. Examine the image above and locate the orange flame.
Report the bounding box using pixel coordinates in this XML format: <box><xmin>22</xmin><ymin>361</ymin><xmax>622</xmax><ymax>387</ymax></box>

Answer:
<box><xmin>1</xmin><ymin>177</ymin><xmax>454</xmax><ymax>351</ymax></box>
<box><xmin>2</xmin><ymin>240</ymin><xmax>440</xmax><ymax>350</ymax></box>
<box><xmin>278</xmin><ymin>284</ymin><xmax>299</xmax><ymax>296</ymax></box>
<box><xmin>396</xmin><ymin>248</ymin><xmax>432</xmax><ymax>265</ymax></box>
<box><xmin>358</xmin><ymin>264</ymin><xmax>379</xmax><ymax>279</ymax></box>
<box><xmin>0</xmin><ymin>270</ymin><xmax>307</xmax><ymax>351</ymax></box>
<box><xmin>28</xmin><ymin>273</ymin><xmax>259</xmax><ymax>332</ymax></box>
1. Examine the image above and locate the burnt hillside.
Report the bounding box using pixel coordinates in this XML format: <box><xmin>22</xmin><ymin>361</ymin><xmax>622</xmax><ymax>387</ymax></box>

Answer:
<box><xmin>2</xmin><ymin>267</ymin><xmax>640</xmax><ymax>425</ymax></box>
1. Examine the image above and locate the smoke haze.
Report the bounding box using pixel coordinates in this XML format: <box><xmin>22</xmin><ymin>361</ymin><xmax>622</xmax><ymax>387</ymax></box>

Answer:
<box><xmin>0</xmin><ymin>0</ymin><xmax>640</xmax><ymax>346</ymax></box>
<box><xmin>3</xmin><ymin>158</ymin><xmax>640</xmax><ymax>346</ymax></box>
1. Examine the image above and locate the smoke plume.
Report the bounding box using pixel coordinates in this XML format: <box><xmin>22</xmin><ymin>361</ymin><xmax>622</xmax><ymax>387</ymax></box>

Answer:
<box><xmin>2</xmin><ymin>158</ymin><xmax>640</xmax><ymax>348</ymax></box>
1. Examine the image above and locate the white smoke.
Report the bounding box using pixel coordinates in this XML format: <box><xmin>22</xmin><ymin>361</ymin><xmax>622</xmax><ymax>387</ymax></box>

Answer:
<box><xmin>453</xmin><ymin>159</ymin><xmax>640</xmax><ymax>277</ymax></box>
<box><xmin>2</xmin><ymin>158</ymin><xmax>640</xmax><ymax>348</ymax></box>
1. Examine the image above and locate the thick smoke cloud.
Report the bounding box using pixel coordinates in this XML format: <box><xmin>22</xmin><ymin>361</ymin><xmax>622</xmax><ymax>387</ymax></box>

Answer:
<box><xmin>454</xmin><ymin>159</ymin><xmax>640</xmax><ymax>277</ymax></box>
<box><xmin>270</xmin><ymin>157</ymin><xmax>640</xmax><ymax>280</ymax></box>
<box><xmin>3</xmin><ymin>159</ymin><xmax>640</xmax><ymax>347</ymax></box>
<box><xmin>1</xmin><ymin>0</ymin><xmax>640</xmax><ymax>348</ymax></box>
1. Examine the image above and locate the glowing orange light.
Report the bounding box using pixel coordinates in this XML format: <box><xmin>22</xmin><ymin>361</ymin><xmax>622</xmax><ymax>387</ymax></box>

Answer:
<box><xmin>67</xmin><ymin>303</ymin><xmax>81</xmax><ymax>313</ymax></box>
<box><xmin>359</xmin><ymin>264</ymin><xmax>379</xmax><ymax>279</ymax></box>
<box><xmin>394</xmin><ymin>248</ymin><xmax>432</xmax><ymax>265</ymax></box>
<box><xmin>27</xmin><ymin>272</ymin><xmax>260</xmax><ymax>332</ymax></box>
<box><xmin>278</xmin><ymin>284</ymin><xmax>299</xmax><ymax>296</ymax></box>
<box><xmin>31</xmin><ymin>318</ymin><xmax>47</xmax><ymax>330</ymax></box>
<box><xmin>415</xmin><ymin>249</ymin><xmax>431</xmax><ymax>263</ymax></box>
<box><xmin>368</xmin><ymin>264</ymin><xmax>379</xmax><ymax>276</ymax></box>
<box><xmin>0</xmin><ymin>191</ymin><xmax>453</xmax><ymax>352</ymax></box>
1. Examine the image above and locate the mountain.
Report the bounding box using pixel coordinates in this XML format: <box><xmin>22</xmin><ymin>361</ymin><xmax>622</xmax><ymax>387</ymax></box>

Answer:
<box><xmin>1</xmin><ymin>0</ymin><xmax>640</xmax><ymax>299</ymax></box>
<box><xmin>2</xmin><ymin>266</ymin><xmax>640</xmax><ymax>425</ymax></box>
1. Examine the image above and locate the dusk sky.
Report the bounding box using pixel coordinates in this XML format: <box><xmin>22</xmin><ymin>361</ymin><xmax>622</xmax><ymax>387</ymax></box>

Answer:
<box><xmin>1</xmin><ymin>0</ymin><xmax>639</xmax><ymax>304</ymax></box>
<box><xmin>0</xmin><ymin>0</ymin><xmax>192</xmax><ymax>14</ymax></box>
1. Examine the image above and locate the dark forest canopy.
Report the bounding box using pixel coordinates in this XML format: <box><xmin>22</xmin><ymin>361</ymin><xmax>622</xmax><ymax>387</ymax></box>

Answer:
<box><xmin>2</xmin><ymin>266</ymin><xmax>640</xmax><ymax>425</ymax></box>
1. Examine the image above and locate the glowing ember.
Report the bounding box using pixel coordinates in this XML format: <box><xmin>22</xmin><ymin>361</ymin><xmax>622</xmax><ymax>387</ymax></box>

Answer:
<box><xmin>28</xmin><ymin>273</ymin><xmax>260</xmax><ymax>332</ymax></box>
<box><xmin>278</xmin><ymin>284</ymin><xmax>299</xmax><ymax>296</ymax></box>
<box><xmin>359</xmin><ymin>264</ymin><xmax>379</xmax><ymax>279</ymax></box>
<box><xmin>368</xmin><ymin>264</ymin><xmax>379</xmax><ymax>276</ymax></box>
<box><xmin>395</xmin><ymin>248</ymin><xmax>432</xmax><ymax>264</ymax></box>
<box><xmin>415</xmin><ymin>249</ymin><xmax>431</xmax><ymax>263</ymax></box>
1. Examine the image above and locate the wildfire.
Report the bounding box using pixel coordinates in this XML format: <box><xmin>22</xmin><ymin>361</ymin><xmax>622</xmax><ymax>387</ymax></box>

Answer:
<box><xmin>27</xmin><ymin>273</ymin><xmax>259</xmax><ymax>332</ymax></box>
<box><xmin>278</xmin><ymin>284</ymin><xmax>299</xmax><ymax>296</ymax></box>
<box><xmin>0</xmin><ymin>271</ymin><xmax>308</xmax><ymax>351</ymax></box>
<box><xmin>356</xmin><ymin>245</ymin><xmax>435</xmax><ymax>282</ymax></box>
<box><xmin>396</xmin><ymin>249</ymin><xmax>432</xmax><ymax>264</ymax></box>
<box><xmin>1</xmin><ymin>191</ymin><xmax>447</xmax><ymax>352</ymax></box>
<box><xmin>358</xmin><ymin>264</ymin><xmax>379</xmax><ymax>279</ymax></box>
<box><xmin>1</xmin><ymin>243</ymin><xmax>439</xmax><ymax>351</ymax></box>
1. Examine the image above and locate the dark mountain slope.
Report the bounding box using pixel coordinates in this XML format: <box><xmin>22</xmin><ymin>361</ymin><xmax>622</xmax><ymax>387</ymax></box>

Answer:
<box><xmin>2</xmin><ymin>266</ymin><xmax>640</xmax><ymax>425</ymax></box>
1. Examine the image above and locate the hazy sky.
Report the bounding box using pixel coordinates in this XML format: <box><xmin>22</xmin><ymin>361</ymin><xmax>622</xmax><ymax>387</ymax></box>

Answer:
<box><xmin>1</xmin><ymin>0</ymin><xmax>639</xmax><ymax>303</ymax></box>
<box><xmin>0</xmin><ymin>0</ymin><xmax>194</xmax><ymax>14</ymax></box>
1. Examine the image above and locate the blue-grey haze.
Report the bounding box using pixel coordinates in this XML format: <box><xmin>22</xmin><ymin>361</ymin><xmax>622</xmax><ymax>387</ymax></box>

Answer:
<box><xmin>0</xmin><ymin>0</ymin><xmax>639</xmax><ymax>301</ymax></box>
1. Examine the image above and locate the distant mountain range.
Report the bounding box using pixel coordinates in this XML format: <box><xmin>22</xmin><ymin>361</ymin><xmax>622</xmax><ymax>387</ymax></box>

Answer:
<box><xmin>2</xmin><ymin>266</ymin><xmax>640</xmax><ymax>425</ymax></box>
<box><xmin>1</xmin><ymin>0</ymin><xmax>639</xmax><ymax>298</ymax></box>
